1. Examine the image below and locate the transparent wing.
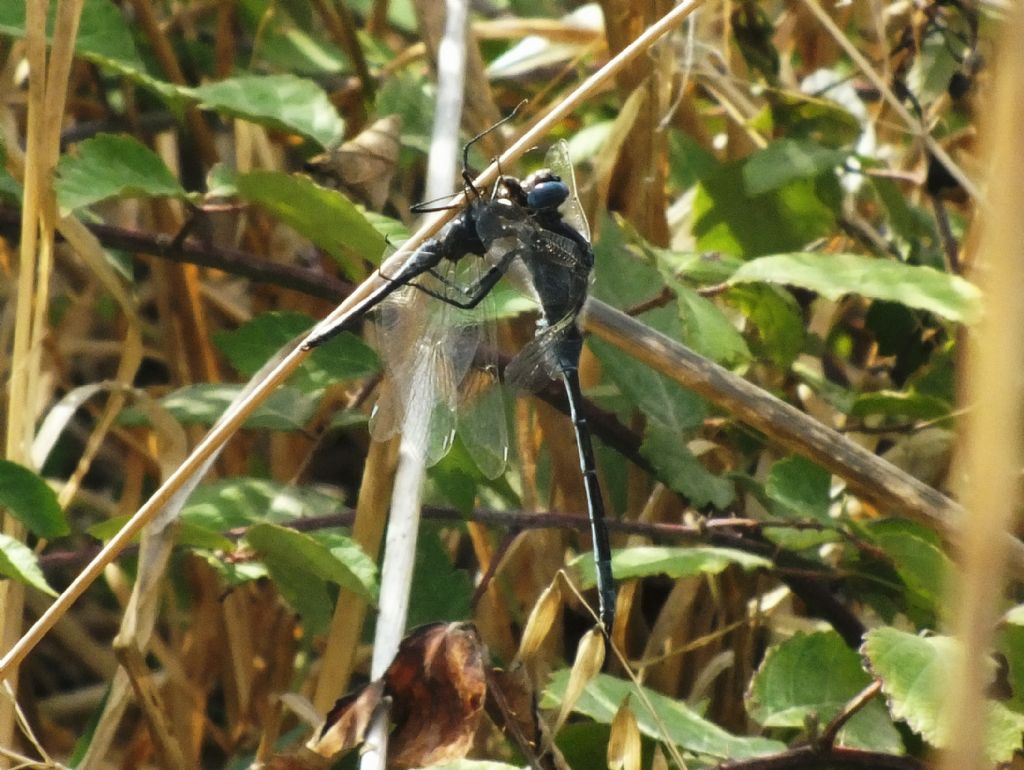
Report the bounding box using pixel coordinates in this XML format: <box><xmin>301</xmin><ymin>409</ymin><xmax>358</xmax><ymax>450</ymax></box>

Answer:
<box><xmin>504</xmin><ymin>314</ymin><xmax>576</xmax><ymax>393</ymax></box>
<box><xmin>422</xmin><ymin>258</ymin><xmax>483</xmax><ymax>468</ymax></box>
<box><xmin>454</xmin><ymin>270</ymin><xmax>509</xmax><ymax>479</ymax></box>
<box><xmin>546</xmin><ymin>139</ymin><xmax>590</xmax><ymax>243</ymax></box>
<box><xmin>369</xmin><ymin>238</ymin><xmax>462</xmax><ymax>456</ymax></box>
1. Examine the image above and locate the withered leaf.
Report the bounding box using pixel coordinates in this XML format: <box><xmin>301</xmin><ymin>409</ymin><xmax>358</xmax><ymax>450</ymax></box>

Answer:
<box><xmin>308</xmin><ymin>679</ymin><xmax>386</xmax><ymax>758</ymax></box>
<box><xmin>385</xmin><ymin>622</ymin><xmax>488</xmax><ymax>768</ymax></box>
<box><xmin>305</xmin><ymin>114</ymin><xmax>401</xmax><ymax>210</ymax></box>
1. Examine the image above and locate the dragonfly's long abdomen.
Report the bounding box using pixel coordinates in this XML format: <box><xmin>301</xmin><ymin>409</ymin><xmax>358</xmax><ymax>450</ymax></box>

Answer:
<box><xmin>562</xmin><ymin>366</ymin><xmax>616</xmax><ymax>631</ymax></box>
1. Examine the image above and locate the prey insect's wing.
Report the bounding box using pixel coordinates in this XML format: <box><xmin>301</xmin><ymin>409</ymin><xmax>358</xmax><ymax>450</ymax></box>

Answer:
<box><xmin>546</xmin><ymin>140</ymin><xmax>590</xmax><ymax>244</ymax></box>
<box><xmin>453</xmin><ymin>258</ymin><xmax>509</xmax><ymax>479</ymax></box>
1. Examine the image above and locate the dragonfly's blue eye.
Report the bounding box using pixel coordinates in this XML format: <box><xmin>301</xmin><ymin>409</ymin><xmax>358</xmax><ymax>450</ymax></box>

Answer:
<box><xmin>526</xmin><ymin>179</ymin><xmax>569</xmax><ymax>210</ymax></box>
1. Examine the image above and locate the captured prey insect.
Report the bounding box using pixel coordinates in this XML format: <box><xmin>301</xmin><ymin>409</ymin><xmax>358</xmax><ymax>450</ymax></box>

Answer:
<box><xmin>303</xmin><ymin>138</ymin><xmax>616</xmax><ymax>631</ymax></box>
<box><xmin>302</xmin><ymin>157</ymin><xmax>516</xmax><ymax>478</ymax></box>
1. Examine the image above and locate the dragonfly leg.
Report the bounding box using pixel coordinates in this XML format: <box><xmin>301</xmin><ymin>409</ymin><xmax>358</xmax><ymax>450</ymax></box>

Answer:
<box><xmin>407</xmin><ymin>250</ymin><xmax>519</xmax><ymax>310</ymax></box>
<box><xmin>561</xmin><ymin>366</ymin><xmax>616</xmax><ymax>633</ymax></box>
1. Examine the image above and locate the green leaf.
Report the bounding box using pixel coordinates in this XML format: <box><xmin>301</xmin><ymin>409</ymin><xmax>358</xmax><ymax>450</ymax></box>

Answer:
<box><xmin>693</xmin><ymin>161</ymin><xmax>838</xmax><ymax>258</ymax></box>
<box><xmin>118</xmin><ymin>384</ymin><xmax>317</xmax><ymax>431</ymax></box>
<box><xmin>725</xmin><ymin>284</ymin><xmax>805</xmax><ymax>369</ymax></box>
<box><xmin>244</xmin><ymin>523</ymin><xmax>377</xmax><ymax>618</ymax></box>
<box><xmin>0</xmin><ymin>460</ymin><xmax>69</xmax><ymax>538</ymax></box>
<box><xmin>88</xmin><ymin>515</ymin><xmax>234</xmax><ymax>552</ymax></box>
<box><xmin>590</xmin><ymin>338</ymin><xmax>706</xmax><ymax>436</ymax></box>
<box><xmin>850</xmin><ymin>391</ymin><xmax>951</xmax><ymax>421</ymax></box>
<box><xmin>55</xmin><ymin>134</ymin><xmax>185</xmax><ymax>213</ymax></box>
<box><xmin>181</xmin><ymin>478</ymin><xmax>346</xmax><ymax>532</ymax></box>
<box><xmin>863</xmin><ymin>628</ymin><xmax>1024</xmax><ymax>762</ymax></box>
<box><xmin>765</xmin><ymin>455</ymin><xmax>831</xmax><ymax>524</ymax></box>
<box><xmin>0</xmin><ymin>0</ymin><xmax>143</xmax><ymax>66</ymax></box>
<box><xmin>0</xmin><ymin>533</ymin><xmax>57</xmax><ymax>596</ymax></box>
<box><xmin>542</xmin><ymin>671</ymin><xmax>785</xmax><ymax>759</ymax></box>
<box><xmin>743</xmin><ymin>139</ymin><xmax>849</xmax><ymax>196</ymax></box>
<box><xmin>236</xmin><ymin>170</ymin><xmax>384</xmax><ymax>279</ymax></box>
<box><xmin>642</xmin><ymin>424</ymin><xmax>734</xmax><ymax>509</ymax></box>
<box><xmin>574</xmin><ymin>545</ymin><xmax>769</xmax><ymax>589</ymax></box>
<box><xmin>728</xmin><ymin>253</ymin><xmax>982</xmax><ymax>324</ymax></box>
<box><xmin>592</xmin><ymin>214</ymin><xmax>665</xmax><ymax>310</ymax></box>
<box><xmin>672</xmin><ymin>283</ymin><xmax>751</xmax><ymax>366</ymax></box>
<box><xmin>213</xmin><ymin>311</ymin><xmax>379</xmax><ymax>392</ymax></box>
<box><xmin>188</xmin><ymin>74</ymin><xmax>344</xmax><ymax>147</ymax></box>
<box><xmin>864</xmin><ymin>520</ymin><xmax>952</xmax><ymax>616</ymax></box>
<box><xmin>748</xmin><ymin>631</ymin><xmax>901</xmax><ymax>752</ymax></box>
<box><xmin>768</xmin><ymin>90</ymin><xmax>862</xmax><ymax>147</ymax></box>
<box><xmin>407</xmin><ymin>526</ymin><xmax>473</xmax><ymax>627</ymax></box>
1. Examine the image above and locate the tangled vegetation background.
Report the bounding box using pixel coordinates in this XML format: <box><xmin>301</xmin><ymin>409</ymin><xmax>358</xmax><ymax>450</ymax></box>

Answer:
<box><xmin>0</xmin><ymin>0</ymin><xmax>1022</xmax><ymax>768</ymax></box>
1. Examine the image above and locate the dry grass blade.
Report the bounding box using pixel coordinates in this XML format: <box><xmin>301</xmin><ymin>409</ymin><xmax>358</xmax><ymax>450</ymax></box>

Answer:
<box><xmin>940</xmin><ymin>5</ymin><xmax>1024</xmax><ymax>770</ymax></box>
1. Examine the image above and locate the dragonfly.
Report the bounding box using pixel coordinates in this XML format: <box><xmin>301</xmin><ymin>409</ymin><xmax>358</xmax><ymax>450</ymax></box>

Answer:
<box><xmin>471</xmin><ymin>141</ymin><xmax>616</xmax><ymax>632</ymax></box>
<box><xmin>302</xmin><ymin>128</ymin><xmax>519</xmax><ymax>479</ymax></box>
<box><xmin>303</xmin><ymin>137</ymin><xmax>616</xmax><ymax>631</ymax></box>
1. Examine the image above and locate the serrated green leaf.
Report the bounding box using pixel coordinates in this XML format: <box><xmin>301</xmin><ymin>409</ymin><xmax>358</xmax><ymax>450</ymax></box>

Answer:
<box><xmin>213</xmin><ymin>311</ymin><xmax>379</xmax><ymax>392</ymax></box>
<box><xmin>728</xmin><ymin>253</ymin><xmax>981</xmax><ymax>324</ymax></box>
<box><xmin>181</xmin><ymin>477</ymin><xmax>346</xmax><ymax>532</ymax></box>
<box><xmin>236</xmin><ymin>170</ymin><xmax>384</xmax><ymax>279</ymax></box>
<box><xmin>543</xmin><ymin>671</ymin><xmax>784</xmax><ymax>759</ymax></box>
<box><xmin>189</xmin><ymin>74</ymin><xmax>343</xmax><ymax>147</ymax></box>
<box><xmin>863</xmin><ymin>628</ymin><xmax>1024</xmax><ymax>762</ymax></box>
<box><xmin>641</xmin><ymin>425</ymin><xmax>734</xmax><ymax>509</ymax></box>
<box><xmin>0</xmin><ymin>460</ymin><xmax>69</xmax><ymax>538</ymax></box>
<box><xmin>118</xmin><ymin>384</ymin><xmax>317</xmax><ymax>431</ymax></box>
<box><xmin>865</xmin><ymin>520</ymin><xmax>952</xmax><ymax>616</ymax></box>
<box><xmin>747</xmin><ymin>631</ymin><xmax>901</xmax><ymax>752</ymax></box>
<box><xmin>55</xmin><ymin>134</ymin><xmax>185</xmax><ymax>213</ymax></box>
<box><xmin>574</xmin><ymin>545</ymin><xmax>769</xmax><ymax>589</ymax></box>
<box><xmin>765</xmin><ymin>455</ymin><xmax>831</xmax><ymax>524</ymax></box>
<box><xmin>0</xmin><ymin>533</ymin><xmax>57</xmax><ymax>597</ymax></box>
<box><xmin>743</xmin><ymin>139</ymin><xmax>849</xmax><ymax>196</ymax></box>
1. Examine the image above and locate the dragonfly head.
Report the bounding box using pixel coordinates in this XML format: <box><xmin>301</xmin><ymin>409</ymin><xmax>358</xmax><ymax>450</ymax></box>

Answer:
<box><xmin>522</xmin><ymin>170</ymin><xmax>569</xmax><ymax>211</ymax></box>
<box><xmin>493</xmin><ymin>175</ymin><xmax>528</xmax><ymax>207</ymax></box>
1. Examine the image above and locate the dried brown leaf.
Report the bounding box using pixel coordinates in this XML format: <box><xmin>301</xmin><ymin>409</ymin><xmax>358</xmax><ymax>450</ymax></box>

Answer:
<box><xmin>306</xmin><ymin>114</ymin><xmax>401</xmax><ymax>210</ymax></box>
<box><xmin>607</xmin><ymin>695</ymin><xmax>642</xmax><ymax>770</ymax></box>
<box><xmin>385</xmin><ymin>622</ymin><xmax>488</xmax><ymax>768</ymax></box>
<box><xmin>308</xmin><ymin>679</ymin><xmax>385</xmax><ymax>758</ymax></box>
<box><xmin>516</xmin><ymin>580</ymin><xmax>563</xmax><ymax>664</ymax></box>
<box><xmin>551</xmin><ymin>627</ymin><xmax>605</xmax><ymax>736</ymax></box>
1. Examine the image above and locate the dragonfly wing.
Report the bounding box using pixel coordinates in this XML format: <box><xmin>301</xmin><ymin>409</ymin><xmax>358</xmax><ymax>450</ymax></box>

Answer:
<box><xmin>546</xmin><ymin>139</ymin><xmax>590</xmax><ymax>243</ymax></box>
<box><xmin>368</xmin><ymin>285</ymin><xmax>420</xmax><ymax>440</ymax></box>
<box><xmin>422</xmin><ymin>260</ymin><xmax>480</xmax><ymax>467</ymax></box>
<box><xmin>504</xmin><ymin>315</ymin><xmax>576</xmax><ymax>393</ymax></box>
<box><xmin>455</xmin><ymin>275</ymin><xmax>509</xmax><ymax>479</ymax></box>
